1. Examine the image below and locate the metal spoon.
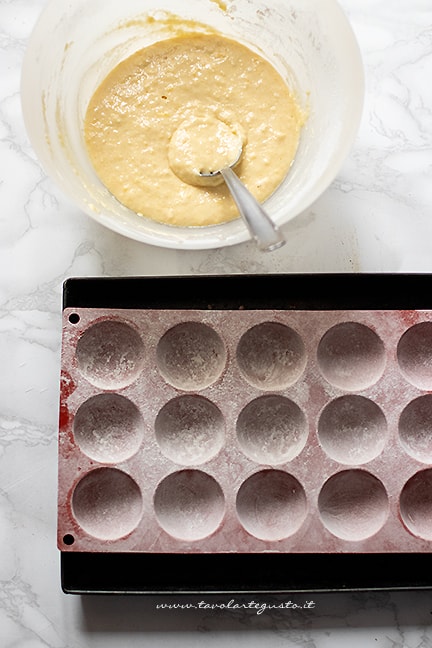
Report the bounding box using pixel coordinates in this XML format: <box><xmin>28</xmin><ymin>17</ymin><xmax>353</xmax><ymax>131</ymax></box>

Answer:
<box><xmin>200</xmin><ymin>154</ymin><xmax>286</xmax><ymax>253</ymax></box>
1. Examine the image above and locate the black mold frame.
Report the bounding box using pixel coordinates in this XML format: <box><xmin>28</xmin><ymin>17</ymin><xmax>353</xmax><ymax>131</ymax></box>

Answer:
<box><xmin>59</xmin><ymin>274</ymin><xmax>432</xmax><ymax>594</ymax></box>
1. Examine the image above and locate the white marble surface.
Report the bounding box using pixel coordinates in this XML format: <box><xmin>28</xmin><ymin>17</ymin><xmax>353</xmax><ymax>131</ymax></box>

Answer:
<box><xmin>1</xmin><ymin>0</ymin><xmax>432</xmax><ymax>645</ymax></box>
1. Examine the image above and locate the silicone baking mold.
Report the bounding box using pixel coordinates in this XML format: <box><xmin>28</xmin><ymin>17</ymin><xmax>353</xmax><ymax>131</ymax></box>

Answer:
<box><xmin>58</xmin><ymin>274</ymin><xmax>432</xmax><ymax>593</ymax></box>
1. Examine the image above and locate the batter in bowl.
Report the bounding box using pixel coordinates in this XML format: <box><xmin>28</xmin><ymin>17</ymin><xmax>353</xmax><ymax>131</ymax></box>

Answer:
<box><xmin>84</xmin><ymin>33</ymin><xmax>305</xmax><ymax>227</ymax></box>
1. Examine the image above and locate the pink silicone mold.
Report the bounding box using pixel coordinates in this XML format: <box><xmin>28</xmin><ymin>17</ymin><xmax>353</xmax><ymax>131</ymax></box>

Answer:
<box><xmin>58</xmin><ymin>308</ymin><xmax>432</xmax><ymax>553</ymax></box>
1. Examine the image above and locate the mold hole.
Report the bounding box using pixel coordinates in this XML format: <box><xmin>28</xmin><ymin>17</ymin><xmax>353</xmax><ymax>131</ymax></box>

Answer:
<box><xmin>317</xmin><ymin>322</ymin><xmax>385</xmax><ymax>391</ymax></box>
<box><xmin>236</xmin><ymin>322</ymin><xmax>306</xmax><ymax>390</ymax></box>
<box><xmin>318</xmin><ymin>470</ymin><xmax>388</xmax><ymax>541</ymax></box>
<box><xmin>154</xmin><ymin>470</ymin><xmax>225</xmax><ymax>541</ymax></box>
<box><xmin>318</xmin><ymin>395</ymin><xmax>387</xmax><ymax>465</ymax></box>
<box><xmin>73</xmin><ymin>393</ymin><xmax>144</xmax><ymax>463</ymax></box>
<box><xmin>400</xmin><ymin>469</ymin><xmax>432</xmax><ymax>540</ymax></box>
<box><xmin>397</xmin><ymin>322</ymin><xmax>432</xmax><ymax>390</ymax></box>
<box><xmin>155</xmin><ymin>395</ymin><xmax>224</xmax><ymax>465</ymax></box>
<box><xmin>399</xmin><ymin>395</ymin><xmax>432</xmax><ymax>463</ymax></box>
<box><xmin>72</xmin><ymin>468</ymin><xmax>143</xmax><ymax>541</ymax></box>
<box><xmin>236</xmin><ymin>395</ymin><xmax>308</xmax><ymax>464</ymax></box>
<box><xmin>75</xmin><ymin>320</ymin><xmax>145</xmax><ymax>390</ymax></box>
<box><xmin>68</xmin><ymin>313</ymin><xmax>80</xmax><ymax>324</ymax></box>
<box><xmin>63</xmin><ymin>534</ymin><xmax>75</xmax><ymax>546</ymax></box>
<box><xmin>236</xmin><ymin>470</ymin><xmax>307</xmax><ymax>541</ymax></box>
<box><xmin>156</xmin><ymin>322</ymin><xmax>226</xmax><ymax>390</ymax></box>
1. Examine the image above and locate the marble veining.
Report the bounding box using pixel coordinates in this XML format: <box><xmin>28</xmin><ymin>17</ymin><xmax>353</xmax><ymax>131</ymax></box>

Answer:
<box><xmin>1</xmin><ymin>0</ymin><xmax>432</xmax><ymax>646</ymax></box>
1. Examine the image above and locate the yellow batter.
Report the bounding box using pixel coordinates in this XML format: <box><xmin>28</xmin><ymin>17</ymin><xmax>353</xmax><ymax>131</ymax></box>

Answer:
<box><xmin>84</xmin><ymin>34</ymin><xmax>305</xmax><ymax>227</ymax></box>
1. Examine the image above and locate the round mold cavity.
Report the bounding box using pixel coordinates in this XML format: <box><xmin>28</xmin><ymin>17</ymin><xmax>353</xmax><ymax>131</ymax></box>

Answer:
<box><xmin>399</xmin><ymin>395</ymin><xmax>432</xmax><ymax>463</ymax></box>
<box><xmin>155</xmin><ymin>395</ymin><xmax>225</xmax><ymax>465</ymax></box>
<box><xmin>400</xmin><ymin>469</ymin><xmax>432</xmax><ymax>540</ymax></box>
<box><xmin>75</xmin><ymin>319</ymin><xmax>144</xmax><ymax>389</ymax></box>
<box><xmin>156</xmin><ymin>322</ymin><xmax>226</xmax><ymax>391</ymax></box>
<box><xmin>397</xmin><ymin>322</ymin><xmax>432</xmax><ymax>390</ymax></box>
<box><xmin>318</xmin><ymin>470</ymin><xmax>388</xmax><ymax>541</ymax></box>
<box><xmin>71</xmin><ymin>468</ymin><xmax>143</xmax><ymax>541</ymax></box>
<box><xmin>236</xmin><ymin>470</ymin><xmax>307</xmax><ymax>541</ymax></box>
<box><xmin>318</xmin><ymin>395</ymin><xmax>387</xmax><ymax>465</ymax></box>
<box><xmin>236</xmin><ymin>395</ymin><xmax>308</xmax><ymax>464</ymax></box>
<box><xmin>236</xmin><ymin>322</ymin><xmax>306</xmax><ymax>390</ymax></box>
<box><xmin>153</xmin><ymin>469</ymin><xmax>225</xmax><ymax>541</ymax></box>
<box><xmin>317</xmin><ymin>322</ymin><xmax>386</xmax><ymax>391</ymax></box>
<box><xmin>73</xmin><ymin>393</ymin><xmax>144</xmax><ymax>463</ymax></box>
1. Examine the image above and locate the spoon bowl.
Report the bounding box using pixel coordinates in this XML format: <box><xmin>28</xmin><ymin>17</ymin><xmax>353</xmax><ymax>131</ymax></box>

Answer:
<box><xmin>171</xmin><ymin>115</ymin><xmax>286</xmax><ymax>252</ymax></box>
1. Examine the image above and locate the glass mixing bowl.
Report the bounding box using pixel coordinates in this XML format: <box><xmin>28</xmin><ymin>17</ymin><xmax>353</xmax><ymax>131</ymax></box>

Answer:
<box><xmin>21</xmin><ymin>0</ymin><xmax>364</xmax><ymax>249</ymax></box>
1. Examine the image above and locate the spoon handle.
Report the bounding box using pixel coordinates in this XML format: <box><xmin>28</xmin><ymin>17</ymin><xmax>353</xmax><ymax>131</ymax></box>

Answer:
<box><xmin>221</xmin><ymin>166</ymin><xmax>286</xmax><ymax>252</ymax></box>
